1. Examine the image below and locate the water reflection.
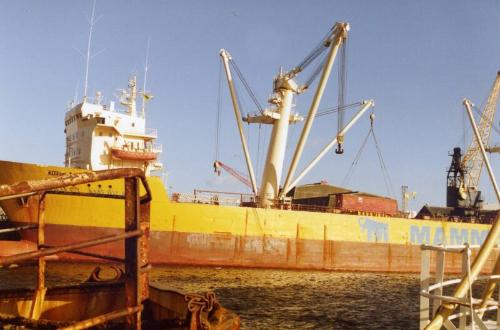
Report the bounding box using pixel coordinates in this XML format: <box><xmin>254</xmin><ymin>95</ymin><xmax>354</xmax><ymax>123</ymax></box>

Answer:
<box><xmin>0</xmin><ymin>263</ymin><xmax>424</xmax><ymax>329</ymax></box>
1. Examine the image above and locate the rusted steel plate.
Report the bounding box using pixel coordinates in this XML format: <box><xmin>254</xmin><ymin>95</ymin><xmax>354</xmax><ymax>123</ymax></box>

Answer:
<box><xmin>17</xmin><ymin>220</ymin><xmax>496</xmax><ymax>274</ymax></box>
<box><xmin>0</xmin><ymin>240</ymin><xmax>38</xmax><ymax>257</ymax></box>
<box><xmin>0</xmin><ymin>169</ymin><xmax>151</xmax><ymax>204</ymax></box>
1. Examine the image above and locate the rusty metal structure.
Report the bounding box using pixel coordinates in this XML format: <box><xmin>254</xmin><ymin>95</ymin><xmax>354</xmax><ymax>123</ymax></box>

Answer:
<box><xmin>0</xmin><ymin>169</ymin><xmax>239</xmax><ymax>329</ymax></box>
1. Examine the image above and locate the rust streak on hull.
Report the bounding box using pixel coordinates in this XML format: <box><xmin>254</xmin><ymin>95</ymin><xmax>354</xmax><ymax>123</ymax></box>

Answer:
<box><xmin>7</xmin><ymin>222</ymin><xmax>498</xmax><ymax>273</ymax></box>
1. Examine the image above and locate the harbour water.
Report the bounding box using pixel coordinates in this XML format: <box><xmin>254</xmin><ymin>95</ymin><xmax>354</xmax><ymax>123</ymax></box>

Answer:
<box><xmin>0</xmin><ymin>262</ymin><xmax>426</xmax><ymax>329</ymax></box>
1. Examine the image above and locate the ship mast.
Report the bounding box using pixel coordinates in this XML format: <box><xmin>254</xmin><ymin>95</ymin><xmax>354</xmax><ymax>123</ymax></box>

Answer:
<box><xmin>254</xmin><ymin>69</ymin><xmax>302</xmax><ymax>208</ymax></box>
<box><xmin>120</xmin><ymin>76</ymin><xmax>138</xmax><ymax>117</ymax></box>
<box><xmin>83</xmin><ymin>0</ymin><xmax>97</xmax><ymax>102</ymax></box>
<box><xmin>141</xmin><ymin>37</ymin><xmax>151</xmax><ymax>118</ymax></box>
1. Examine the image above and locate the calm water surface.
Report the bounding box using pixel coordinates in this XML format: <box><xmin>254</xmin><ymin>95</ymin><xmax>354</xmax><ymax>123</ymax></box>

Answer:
<box><xmin>0</xmin><ymin>263</ymin><xmax>423</xmax><ymax>329</ymax></box>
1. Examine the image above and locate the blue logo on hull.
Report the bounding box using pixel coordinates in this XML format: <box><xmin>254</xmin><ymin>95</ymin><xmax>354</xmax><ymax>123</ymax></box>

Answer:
<box><xmin>358</xmin><ymin>218</ymin><xmax>388</xmax><ymax>242</ymax></box>
<box><xmin>409</xmin><ymin>225</ymin><xmax>490</xmax><ymax>245</ymax></box>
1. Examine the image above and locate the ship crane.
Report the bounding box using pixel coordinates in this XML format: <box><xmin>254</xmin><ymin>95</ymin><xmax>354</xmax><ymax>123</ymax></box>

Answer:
<box><xmin>219</xmin><ymin>22</ymin><xmax>374</xmax><ymax>208</ymax></box>
<box><xmin>446</xmin><ymin>71</ymin><xmax>500</xmax><ymax>215</ymax></box>
<box><xmin>213</xmin><ymin>160</ymin><xmax>253</xmax><ymax>189</ymax></box>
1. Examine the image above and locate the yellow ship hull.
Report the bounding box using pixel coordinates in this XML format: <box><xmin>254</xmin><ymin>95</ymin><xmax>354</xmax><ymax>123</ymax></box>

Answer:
<box><xmin>0</xmin><ymin>160</ymin><xmax>498</xmax><ymax>272</ymax></box>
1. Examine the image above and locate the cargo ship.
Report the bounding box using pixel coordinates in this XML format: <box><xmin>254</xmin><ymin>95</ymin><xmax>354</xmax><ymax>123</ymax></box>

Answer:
<box><xmin>1</xmin><ymin>22</ymin><xmax>499</xmax><ymax>273</ymax></box>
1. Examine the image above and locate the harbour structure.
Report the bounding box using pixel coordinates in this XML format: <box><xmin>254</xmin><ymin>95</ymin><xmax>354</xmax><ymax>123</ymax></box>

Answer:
<box><xmin>445</xmin><ymin>72</ymin><xmax>500</xmax><ymax>218</ymax></box>
<box><xmin>418</xmin><ymin>96</ymin><xmax>500</xmax><ymax>330</ymax></box>
<box><xmin>1</xmin><ymin>22</ymin><xmax>500</xmax><ymax>273</ymax></box>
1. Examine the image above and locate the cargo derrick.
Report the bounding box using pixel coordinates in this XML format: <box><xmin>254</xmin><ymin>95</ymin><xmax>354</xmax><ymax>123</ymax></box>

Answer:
<box><xmin>219</xmin><ymin>22</ymin><xmax>375</xmax><ymax>208</ymax></box>
<box><xmin>446</xmin><ymin>72</ymin><xmax>500</xmax><ymax>219</ymax></box>
<box><xmin>213</xmin><ymin>160</ymin><xmax>253</xmax><ymax>190</ymax></box>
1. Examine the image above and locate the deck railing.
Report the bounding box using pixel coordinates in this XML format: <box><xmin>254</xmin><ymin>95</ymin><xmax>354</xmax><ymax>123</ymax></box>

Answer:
<box><xmin>420</xmin><ymin>244</ymin><xmax>500</xmax><ymax>330</ymax></box>
<box><xmin>0</xmin><ymin>169</ymin><xmax>152</xmax><ymax>330</ymax></box>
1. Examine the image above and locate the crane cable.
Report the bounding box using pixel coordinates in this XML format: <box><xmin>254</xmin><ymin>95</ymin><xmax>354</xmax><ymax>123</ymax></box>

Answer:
<box><xmin>371</xmin><ymin>124</ymin><xmax>396</xmax><ymax>198</ymax></box>
<box><xmin>294</xmin><ymin>28</ymin><xmax>332</xmax><ymax>74</ymax></box>
<box><xmin>341</xmin><ymin>125</ymin><xmax>372</xmax><ymax>187</ymax></box>
<box><xmin>315</xmin><ymin>102</ymin><xmax>362</xmax><ymax>118</ymax></box>
<box><xmin>292</xmin><ymin>27</ymin><xmax>341</xmax><ymax>89</ymax></box>
<box><xmin>303</xmin><ymin>51</ymin><xmax>329</xmax><ymax>88</ymax></box>
<box><xmin>341</xmin><ymin>115</ymin><xmax>396</xmax><ymax>198</ymax></box>
<box><xmin>229</xmin><ymin>59</ymin><xmax>264</xmax><ymax>115</ymax></box>
<box><xmin>214</xmin><ymin>59</ymin><xmax>223</xmax><ymax>164</ymax></box>
<box><xmin>215</xmin><ymin>56</ymin><xmax>265</xmax><ymax>181</ymax></box>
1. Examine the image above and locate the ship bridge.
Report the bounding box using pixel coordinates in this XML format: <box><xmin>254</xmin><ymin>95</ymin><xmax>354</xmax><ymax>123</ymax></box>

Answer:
<box><xmin>64</xmin><ymin>77</ymin><xmax>163</xmax><ymax>175</ymax></box>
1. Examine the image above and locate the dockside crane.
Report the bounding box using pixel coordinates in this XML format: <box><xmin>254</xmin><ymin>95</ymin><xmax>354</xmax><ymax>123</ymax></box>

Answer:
<box><xmin>446</xmin><ymin>71</ymin><xmax>500</xmax><ymax>216</ymax></box>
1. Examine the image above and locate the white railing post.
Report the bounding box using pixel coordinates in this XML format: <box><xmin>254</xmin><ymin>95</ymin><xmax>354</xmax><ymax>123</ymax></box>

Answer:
<box><xmin>460</xmin><ymin>248</ymin><xmax>468</xmax><ymax>330</ymax></box>
<box><xmin>434</xmin><ymin>250</ymin><xmax>445</xmax><ymax>317</ymax></box>
<box><xmin>421</xmin><ymin>249</ymin><xmax>431</xmax><ymax>330</ymax></box>
<box><xmin>497</xmin><ymin>285</ymin><xmax>500</xmax><ymax>326</ymax></box>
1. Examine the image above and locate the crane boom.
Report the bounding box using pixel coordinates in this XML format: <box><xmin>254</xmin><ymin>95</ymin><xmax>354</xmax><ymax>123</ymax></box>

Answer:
<box><xmin>462</xmin><ymin>71</ymin><xmax>500</xmax><ymax>189</ymax></box>
<box><xmin>214</xmin><ymin>160</ymin><xmax>253</xmax><ymax>190</ymax></box>
<box><xmin>219</xmin><ymin>49</ymin><xmax>259</xmax><ymax>195</ymax></box>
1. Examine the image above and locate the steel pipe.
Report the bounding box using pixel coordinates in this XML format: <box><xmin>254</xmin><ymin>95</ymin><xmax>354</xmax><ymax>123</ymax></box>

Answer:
<box><xmin>40</xmin><ymin>244</ymin><xmax>125</xmax><ymax>263</ymax></box>
<box><xmin>0</xmin><ymin>230</ymin><xmax>142</xmax><ymax>266</ymax></box>
<box><xmin>0</xmin><ymin>224</ymin><xmax>37</xmax><ymax>234</ymax></box>
<box><xmin>0</xmin><ymin>168</ymin><xmax>152</xmax><ymax>203</ymax></box>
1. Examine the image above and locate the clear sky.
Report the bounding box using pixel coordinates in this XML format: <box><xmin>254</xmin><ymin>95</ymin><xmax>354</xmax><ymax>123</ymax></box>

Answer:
<box><xmin>1</xmin><ymin>1</ymin><xmax>500</xmax><ymax>212</ymax></box>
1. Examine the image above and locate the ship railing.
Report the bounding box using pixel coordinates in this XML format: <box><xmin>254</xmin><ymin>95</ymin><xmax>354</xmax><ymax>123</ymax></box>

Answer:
<box><xmin>287</xmin><ymin>203</ymin><xmax>334</xmax><ymax>213</ymax></box>
<box><xmin>114</xmin><ymin>143</ymin><xmax>162</xmax><ymax>154</ymax></box>
<box><xmin>145</xmin><ymin>128</ymin><xmax>158</xmax><ymax>137</ymax></box>
<box><xmin>171</xmin><ymin>190</ymin><xmax>256</xmax><ymax>206</ymax></box>
<box><xmin>282</xmin><ymin>202</ymin><xmax>396</xmax><ymax>217</ymax></box>
<box><xmin>419</xmin><ymin>243</ymin><xmax>500</xmax><ymax>330</ymax></box>
<box><xmin>0</xmin><ymin>169</ymin><xmax>152</xmax><ymax>329</ymax></box>
<box><xmin>149</xmin><ymin>143</ymin><xmax>162</xmax><ymax>153</ymax></box>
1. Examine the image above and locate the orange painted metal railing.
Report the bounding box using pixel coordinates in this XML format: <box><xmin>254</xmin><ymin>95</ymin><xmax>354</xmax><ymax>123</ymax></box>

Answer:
<box><xmin>0</xmin><ymin>168</ymin><xmax>152</xmax><ymax>330</ymax></box>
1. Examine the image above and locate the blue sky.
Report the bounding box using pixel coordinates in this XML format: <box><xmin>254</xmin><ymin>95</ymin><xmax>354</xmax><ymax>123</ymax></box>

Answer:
<box><xmin>1</xmin><ymin>1</ymin><xmax>500</xmax><ymax>211</ymax></box>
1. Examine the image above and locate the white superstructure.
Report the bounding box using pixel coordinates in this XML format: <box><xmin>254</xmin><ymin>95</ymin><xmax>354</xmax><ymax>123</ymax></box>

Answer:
<box><xmin>64</xmin><ymin>76</ymin><xmax>162</xmax><ymax>175</ymax></box>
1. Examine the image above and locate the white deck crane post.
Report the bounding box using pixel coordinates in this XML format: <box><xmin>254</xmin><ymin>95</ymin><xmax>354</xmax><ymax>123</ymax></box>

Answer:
<box><xmin>219</xmin><ymin>49</ymin><xmax>259</xmax><ymax>195</ymax></box>
<box><xmin>254</xmin><ymin>68</ymin><xmax>302</xmax><ymax>208</ymax></box>
<box><xmin>280</xmin><ymin>22</ymin><xmax>350</xmax><ymax>199</ymax></box>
